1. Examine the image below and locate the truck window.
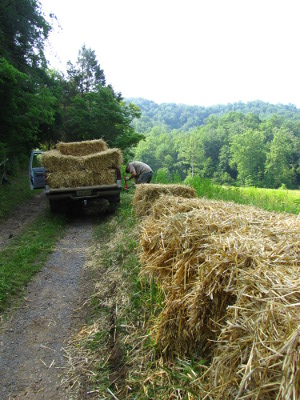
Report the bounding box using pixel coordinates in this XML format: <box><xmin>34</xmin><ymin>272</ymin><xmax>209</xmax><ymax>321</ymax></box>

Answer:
<box><xmin>32</xmin><ymin>153</ymin><xmax>43</xmax><ymax>168</ymax></box>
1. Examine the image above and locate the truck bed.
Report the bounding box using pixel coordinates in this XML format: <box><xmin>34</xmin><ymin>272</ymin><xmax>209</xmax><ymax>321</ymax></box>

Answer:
<box><xmin>45</xmin><ymin>184</ymin><xmax>121</xmax><ymax>200</ymax></box>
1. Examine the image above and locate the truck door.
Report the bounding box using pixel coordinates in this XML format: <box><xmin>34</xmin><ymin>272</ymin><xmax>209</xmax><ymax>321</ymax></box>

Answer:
<box><xmin>29</xmin><ymin>151</ymin><xmax>46</xmax><ymax>189</ymax></box>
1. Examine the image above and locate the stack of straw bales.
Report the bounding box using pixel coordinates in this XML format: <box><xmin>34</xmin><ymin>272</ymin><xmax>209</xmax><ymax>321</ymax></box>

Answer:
<box><xmin>42</xmin><ymin>139</ymin><xmax>123</xmax><ymax>188</ymax></box>
<box><xmin>132</xmin><ymin>183</ymin><xmax>197</xmax><ymax>217</ymax></box>
<box><xmin>137</xmin><ymin>191</ymin><xmax>300</xmax><ymax>399</ymax></box>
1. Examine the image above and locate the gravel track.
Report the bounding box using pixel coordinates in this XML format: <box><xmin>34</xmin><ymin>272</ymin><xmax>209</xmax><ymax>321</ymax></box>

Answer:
<box><xmin>0</xmin><ymin>196</ymin><xmax>103</xmax><ymax>399</ymax></box>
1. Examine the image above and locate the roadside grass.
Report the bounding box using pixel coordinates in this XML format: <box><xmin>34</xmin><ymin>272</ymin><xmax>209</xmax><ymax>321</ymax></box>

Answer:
<box><xmin>67</xmin><ymin>191</ymin><xmax>208</xmax><ymax>399</ymax></box>
<box><xmin>0</xmin><ymin>171</ymin><xmax>43</xmax><ymax>220</ymax></box>
<box><xmin>0</xmin><ymin>211</ymin><xmax>67</xmax><ymax>313</ymax></box>
<box><xmin>70</xmin><ymin>191</ymin><xmax>161</xmax><ymax>397</ymax></box>
<box><xmin>184</xmin><ymin>176</ymin><xmax>300</xmax><ymax>214</ymax></box>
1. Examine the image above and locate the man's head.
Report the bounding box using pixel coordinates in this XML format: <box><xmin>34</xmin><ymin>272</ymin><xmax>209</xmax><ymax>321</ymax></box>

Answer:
<box><xmin>125</xmin><ymin>163</ymin><xmax>130</xmax><ymax>173</ymax></box>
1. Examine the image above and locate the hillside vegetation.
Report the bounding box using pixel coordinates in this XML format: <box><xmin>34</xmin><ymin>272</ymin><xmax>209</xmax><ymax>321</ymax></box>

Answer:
<box><xmin>129</xmin><ymin>100</ymin><xmax>300</xmax><ymax>190</ymax></box>
<box><xmin>128</xmin><ymin>97</ymin><xmax>300</xmax><ymax>133</ymax></box>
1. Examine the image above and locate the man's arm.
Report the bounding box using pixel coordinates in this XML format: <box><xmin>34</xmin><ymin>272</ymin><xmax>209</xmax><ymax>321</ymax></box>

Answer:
<box><xmin>125</xmin><ymin>166</ymin><xmax>137</xmax><ymax>181</ymax></box>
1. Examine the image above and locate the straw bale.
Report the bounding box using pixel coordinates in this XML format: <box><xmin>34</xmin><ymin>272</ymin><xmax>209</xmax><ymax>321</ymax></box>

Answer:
<box><xmin>42</xmin><ymin>148</ymin><xmax>123</xmax><ymax>174</ymax></box>
<box><xmin>200</xmin><ymin>262</ymin><xmax>300</xmax><ymax>399</ymax></box>
<box><xmin>132</xmin><ymin>184</ymin><xmax>197</xmax><ymax>217</ymax></box>
<box><xmin>47</xmin><ymin>168</ymin><xmax>116</xmax><ymax>188</ymax></box>
<box><xmin>139</xmin><ymin>195</ymin><xmax>300</xmax><ymax>361</ymax></box>
<box><xmin>82</xmin><ymin>148</ymin><xmax>123</xmax><ymax>172</ymax></box>
<box><xmin>56</xmin><ymin>139</ymin><xmax>108</xmax><ymax>156</ymax></box>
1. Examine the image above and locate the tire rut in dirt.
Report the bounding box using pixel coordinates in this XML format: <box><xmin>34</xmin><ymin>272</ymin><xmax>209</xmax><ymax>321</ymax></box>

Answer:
<box><xmin>0</xmin><ymin>216</ymin><xmax>96</xmax><ymax>399</ymax></box>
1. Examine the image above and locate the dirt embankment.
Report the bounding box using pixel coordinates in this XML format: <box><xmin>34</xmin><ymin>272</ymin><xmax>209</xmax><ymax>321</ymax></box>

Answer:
<box><xmin>0</xmin><ymin>195</ymin><xmax>116</xmax><ymax>399</ymax></box>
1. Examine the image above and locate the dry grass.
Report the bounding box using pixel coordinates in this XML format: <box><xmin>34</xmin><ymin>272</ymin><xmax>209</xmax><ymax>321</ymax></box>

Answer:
<box><xmin>138</xmin><ymin>192</ymin><xmax>300</xmax><ymax>399</ymax></box>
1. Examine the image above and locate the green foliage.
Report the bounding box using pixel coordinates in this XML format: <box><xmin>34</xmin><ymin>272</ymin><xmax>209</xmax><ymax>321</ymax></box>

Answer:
<box><xmin>0</xmin><ymin>1</ymin><xmax>57</xmax><ymax>167</ymax></box>
<box><xmin>230</xmin><ymin>129</ymin><xmax>266</xmax><ymax>186</ymax></box>
<box><xmin>133</xmin><ymin>111</ymin><xmax>300</xmax><ymax>189</ymax></box>
<box><xmin>66</xmin><ymin>44</ymin><xmax>106</xmax><ymax>94</ymax></box>
<box><xmin>153</xmin><ymin>168</ymin><xmax>181</xmax><ymax>184</ymax></box>
<box><xmin>176</xmin><ymin>130</ymin><xmax>205</xmax><ymax>177</ymax></box>
<box><xmin>128</xmin><ymin>98</ymin><xmax>300</xmax><ymax>134</ymax></box>
<box><xmin>264</xmin><ymin>127</ymin><xmax>298</xmax><ymax>188</ymax></box>
<box><xmin>62</xmin><ymin>45</ymin><xmax>143</xmax><ymax>150</ymax></box>
<box><xmin>0</xmin><ymin>0</ymin><xmax>52</xmax><ymax>73</ymax></box>
<box><xmin>134</xmin><ymin>127</ymin><xmax>181</xmax><ymax>176</ymax></box>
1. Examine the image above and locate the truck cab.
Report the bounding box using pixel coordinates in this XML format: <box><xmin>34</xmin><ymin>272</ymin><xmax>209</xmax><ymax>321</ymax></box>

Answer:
<box><xmin>29</xmin><ymin>150</ymin><xmax>46</xmax><ymax>189</ymax></box>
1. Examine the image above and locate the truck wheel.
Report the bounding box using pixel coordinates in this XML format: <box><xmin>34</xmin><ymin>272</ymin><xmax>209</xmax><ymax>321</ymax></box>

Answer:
<box><xmin>107</xmin><ymin>194</ymin><xmax>121</xmax><ymax>204</ymax></box>
<box><xmin>49</xmin><ymin>199</ymin><xmax>66</xmax><ymax>213</ymax></box>
<box><xmin>107</xmin><ymin>195</ymin><xmax>120</xmax><ymax>213</ymax></box>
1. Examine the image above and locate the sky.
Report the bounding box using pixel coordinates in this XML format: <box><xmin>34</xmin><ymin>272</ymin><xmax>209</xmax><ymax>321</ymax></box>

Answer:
<box><xmin>41</xmin><ymin>0</ymin><xmax>300</xmax><ymax>108</ymax></box>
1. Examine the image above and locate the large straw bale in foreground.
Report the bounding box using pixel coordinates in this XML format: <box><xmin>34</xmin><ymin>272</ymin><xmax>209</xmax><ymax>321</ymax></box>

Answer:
<box><xmin>56</xmin><ymin>139</ymin><xmax>108</xmax><ymax>156</ymax></box>
<box><xmin>139</xmin><ymin>194</ymin><xmax>300</xmax><ymax>399</ymax></box>
<box><xmin>132</xmin><ymin>183</ymin><xmax>197</xmax><ymax>217</ymax></box>
<box><xmin>42</xmin><ymin>148</ymin><xmax>123</xmax><ymax>174</ymax></box>
<box><xmin>201</xmin><ymin>262</ymin><xmax>300</xmax><ymax>399</ymax></box>
<box><xmin>139</xmin><ymin>195</ymin><xmax>300</xmax><ymax>398</ymax></box>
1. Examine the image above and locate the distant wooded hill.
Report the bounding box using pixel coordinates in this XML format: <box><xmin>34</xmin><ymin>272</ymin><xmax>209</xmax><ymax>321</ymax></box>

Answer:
<box><xmin>127</xmin><ymin>98</ymin><xmax>300</xmax><ymax>189</ymax></box>
<box><xmin>126</xmin><ymin>98</ymin><xmax>300</xmax><ymax>133</ymax></box>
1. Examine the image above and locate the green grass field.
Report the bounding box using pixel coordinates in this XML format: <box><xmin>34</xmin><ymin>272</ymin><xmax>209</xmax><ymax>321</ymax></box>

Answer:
<box><xmin>183</xmin><ymin>176</ymin><xmax>300</xmax><ymax>214</ymax></box>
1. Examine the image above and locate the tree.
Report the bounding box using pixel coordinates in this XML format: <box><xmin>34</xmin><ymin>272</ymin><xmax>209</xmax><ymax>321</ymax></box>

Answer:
<box><xmin>63</xmin><ymin>87</ymin><xmax>141</xmax><ymax>149</ymax></box>
<box><xmin>0</xmin><ymin>57</ymin><xmax>41</xmax><ymax>163</ymax></box>
<box><xmin>61</xmin><ymin>45</ymin><xmax>143</xmax><ymax>150</ymax></box>
<box><xmin>66</xmin><ymin>45</ymin><xmax>106</xmax><ymax>95</ymax></box>
<box><xmin>264</xmin><ymin>128</ymin><xmax>297</xmax><ymax>188</ymax></box>
<box><xmin>176</xmin><ymin>130</ymin><xmax>205</xmax><ymax>177</ymax></box>
<box><xmin>134</xmin><ymin>127</ymin><xmax>180</xmax><ymax>176</ymax></box>
<box><xmin>230</xmin><ymin>129</ymin><xmax>266</xmax><ymax>186</ymax></box>
<box><xmin>0</xmin><ymin>0</ymin><xmax>55</xmax><ymax>167</ymax></box>
<box><xmin>0</xmin><ymin>0</ymin><xmax>52</xmax><ymax>73</ymax></box>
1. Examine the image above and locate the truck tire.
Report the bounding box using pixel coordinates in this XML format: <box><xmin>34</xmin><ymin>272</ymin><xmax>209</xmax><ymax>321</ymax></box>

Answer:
<box><xmin>49</xmin><ymin>199</ymin><xmax>67</xmax><ymax>213</ymax></box>
<box><xmin>107</xmin><ymin>194</ymin><xmax>121</xmax><ymax>204</ymax></box>
<box><xmin>106</xmin><ymin>195</ymin><xmax>120</xmax><ymax>213</ymax></box>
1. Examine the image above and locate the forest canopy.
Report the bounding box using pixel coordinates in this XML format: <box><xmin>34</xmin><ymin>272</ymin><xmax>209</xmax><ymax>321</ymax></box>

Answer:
<box><xmin>130</xmin><ymin>100</ymin><xmax>300</xmax><ymax>189</ymax></box>
<box><xmin>0</xmin><ymin>0</ymin><xmax>299</xmax><ymax>190</ymax></box>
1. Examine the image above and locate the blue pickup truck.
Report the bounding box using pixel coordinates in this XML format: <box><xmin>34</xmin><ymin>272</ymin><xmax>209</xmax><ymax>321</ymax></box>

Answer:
<box><xmin>29</xmin><ymin>150</ymin><xmax>122</xmax><ymax>213</ymax></box>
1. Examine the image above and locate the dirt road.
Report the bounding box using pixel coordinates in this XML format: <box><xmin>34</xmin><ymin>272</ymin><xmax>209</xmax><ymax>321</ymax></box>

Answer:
<box><xmin>0</xmin><ymin>193</ymin><xmax>47</xmax><ymax>250</ymax></box>
<box><xmin>0</xmin><ymin>196</ymin><xmax>110</xmax><ymax>399</ymax></box>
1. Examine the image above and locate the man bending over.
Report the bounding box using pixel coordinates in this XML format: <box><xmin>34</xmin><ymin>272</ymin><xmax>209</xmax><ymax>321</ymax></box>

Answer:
<box><xmin>125</xmin><ymin>161</ymin><xmax>153</xmax><ymax>184</ymax></box>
